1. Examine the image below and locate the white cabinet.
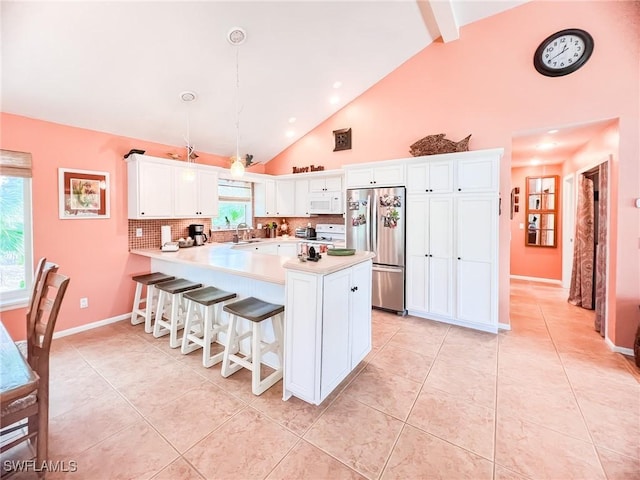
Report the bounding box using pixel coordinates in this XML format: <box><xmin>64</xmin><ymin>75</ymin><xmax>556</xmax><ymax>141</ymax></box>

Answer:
<box><xmin>345</xmin><ymin>163</ymin><xmax>405</xmax><ymax>188</ymax></box>
<box><xmin>173</xmin><ymin>166</ymin><xmax>218</xmax><ymax>217</ymax></box>
<box><xmin>294</xmin><ymin>179</ymin><xmax>310</xmax><ymax>217</ymax></box>
<box><xmin>309</xmin><ymin>175</ymin><xmax>342</xmax><ymax>193</ymax></box>
<box><xmin>405</xmin><ymin>149</ymin><xmax>501</xmax><ymax>333</ymax></box>
<box><xmin>284</xmin><ymin>260</ymin><xmax>372</xmax><ymax>405</ymax></box>
<box><xmin>244</xmin><ymin>242</ymin><xmax>297</xmax><ymax>257</ymax></box>
<box><xmin>406</xmin><ymin>195</ymin><xmax>454</xmax><ymax>318</ymax></box>
<box><xmin>127</xmin><ymin>154</ymin><xmax>219</xmax><ymax>219</ymax></box>
<box><xmin>127</xmin><ymin>158</ymin><xmax>174</xmax><ymax>219</ymax></box>
<box><xmin>456</xmin><ymin>196</ymin><xmax>497</xmax><ymax>327</ymax></box>
<box><xmin>254</xmin><ymin>179</ymin><xmax>295</xmax><ymax>217</ymax></box>
<box><xmin>456</xmin><ymin>156</ymin><xmax>499</xmax><ymax>193</ymax></box>
<box><xmin>407</xmin><ymin>161</ymin><xmax>454</xmax><ymax>194</ymax></box>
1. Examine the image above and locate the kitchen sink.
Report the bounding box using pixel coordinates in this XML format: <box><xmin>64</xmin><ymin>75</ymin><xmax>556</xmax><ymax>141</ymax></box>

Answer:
<box><xmin>227</xmin><ymin>239</ymin><xmax>262</xmax><ymax>245</ymax></box>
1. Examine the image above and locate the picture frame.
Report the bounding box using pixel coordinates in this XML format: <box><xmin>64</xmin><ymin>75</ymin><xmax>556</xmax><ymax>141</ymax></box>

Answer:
<box><xmin>58</xmin><ymin>168</ymin><xmax>110</xmax><ymax>219</ymax></box>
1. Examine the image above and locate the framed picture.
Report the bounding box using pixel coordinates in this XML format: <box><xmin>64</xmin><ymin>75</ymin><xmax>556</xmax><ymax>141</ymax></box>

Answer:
<box><xmin>58</xmin><ymin>168</ymin><xmax>110</xmax><ymax>219</ymax></box>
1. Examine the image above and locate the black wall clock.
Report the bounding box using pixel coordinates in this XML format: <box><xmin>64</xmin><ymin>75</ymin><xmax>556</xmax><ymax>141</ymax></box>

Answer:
<box><xmin>534</xmin><ymin>28</ymin><xmax>594</xmax><ymax>77</ymax></box>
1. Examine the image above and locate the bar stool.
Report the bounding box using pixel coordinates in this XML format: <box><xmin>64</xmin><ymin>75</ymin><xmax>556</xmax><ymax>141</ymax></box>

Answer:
<box><xmin>181</xmin><ymin>286</ymin><xmax>237</xmax><ymax>367</ymax></box>
<box><xmin>153</xmin><ymin>278</ymin><xmax>203</xmax><ymax>348</ymax></box>
<box><xmin>220</xmin><ymin>297</ymin><xmax>284</xmax><ymax>396</ymax></box>
<box><xmin>130</xmin><ymin>272</ymin><xmax>175</xmax><ymax>333</ymax></box>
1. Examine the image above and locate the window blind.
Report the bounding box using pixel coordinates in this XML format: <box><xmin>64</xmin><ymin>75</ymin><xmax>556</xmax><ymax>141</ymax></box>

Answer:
<box><xmin>0</xmin><ymin>149</ymin><xmax>32</xmax><ymax>178</ymax></box>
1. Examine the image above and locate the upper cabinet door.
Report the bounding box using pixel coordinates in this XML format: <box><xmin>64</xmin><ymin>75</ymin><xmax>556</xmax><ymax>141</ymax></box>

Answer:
<box><xmin>137</xmin><ymin>160</ymin><xmax>173</xmax><ymax>218</ymax></box>
<box><xmin>294</xmin><ymin>179</ymin><xmax>310</xmax><ymax>217</ymax></box>
<box><xmin>197</xmin><ymin>168</ymin><xmax>219</xmax><ymax>217</ymax></box>
<box><xmin>456</xmin><ymin>156</ymin><xmax>499</xmax><ymax>193</ymax></box>
<box><xmin>345</xmin><ymin>168</ymin><xmax>374</xmax><ymax>188</ymax></box>
<box><xmin>309</xmin><ymin>178</ymin><xmax>327</xmax><ymax>192</ymax></box>
<box><xmin>323</xmin><ymin>176</ymin><xmax>342</xmax><ymax>192</ymax></box>
<box><xmin>275</xmin><ymin>180</ymin><xmax>295</xmax><ymax>216</ymax></box>
<box><xmin>173</xmin><ymin>165</ymin><xmax>199</xmax><ymax>217</ymax></box>
<box><xmin>406</xmin><ymin>161</ymin><xmax>452</xmax><ymax>194</ymax></box>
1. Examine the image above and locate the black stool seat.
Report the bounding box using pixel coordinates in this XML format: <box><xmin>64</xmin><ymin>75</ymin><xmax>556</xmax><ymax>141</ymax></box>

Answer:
<box><xmin>183</xmin><ymin>286</ymin><xmax>237</xmax><ymax>306</ymax></box>
<box><xmin>155</xmin><ymin>278</ymin><xmax>202</xmax><ymax>294</ymax></box>
<box><xmin>132</xmin><ymin>272</ymin><xmax>175</xmax><ymax>285</ymax></box>
<box><xmin>223</xmin><ymin>297</ymin><xmax>284</xmax><ymax>323</ymax></box>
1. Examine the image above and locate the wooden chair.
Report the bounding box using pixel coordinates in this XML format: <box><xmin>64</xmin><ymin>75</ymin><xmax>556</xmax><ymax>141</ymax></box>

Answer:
<box><xmin>0</xmin><ymin>263</ymin><xmax>70</xmax><ymax>476</ymax></box>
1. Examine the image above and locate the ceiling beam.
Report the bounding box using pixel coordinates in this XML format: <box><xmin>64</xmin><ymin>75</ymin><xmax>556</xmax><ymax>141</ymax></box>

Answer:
<box><xmin>429</xmin><ymin>0</ymin><xmax>459</xmax><ymax>42</ymax></box>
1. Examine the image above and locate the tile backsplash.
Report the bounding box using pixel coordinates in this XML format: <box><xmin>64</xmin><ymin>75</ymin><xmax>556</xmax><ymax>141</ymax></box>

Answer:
<box><xmin>128</xmin><ymin>215</ymin><xmax>344</xmax><ymax>250</ymax></box>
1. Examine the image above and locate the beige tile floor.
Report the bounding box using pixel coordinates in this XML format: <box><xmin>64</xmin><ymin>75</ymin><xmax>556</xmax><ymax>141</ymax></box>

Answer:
<box><xmin>2</xmin><ymin>279</ymin><xmax>639</xmax><ymax>479</ymax></box>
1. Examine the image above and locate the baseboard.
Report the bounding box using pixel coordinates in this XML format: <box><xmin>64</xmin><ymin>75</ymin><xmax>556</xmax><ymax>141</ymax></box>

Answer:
<box><xmin>53</xmin><ymin>313</ymin><xmax>130</xmax><ymax>339</ymax></box>
<box><xmin>498</xmin><ymin>322</ymin><xmax>511</xmax><ymax>331</ymax></box>
<box><xmin>605</xmin><ymin>337</ymin><xmax>635</xmax><ymax>357</ymax></box>
<box><xmin>510</xmin><ymin>275</ymin><xmax>562</xmax><ymax>285</ymax></box>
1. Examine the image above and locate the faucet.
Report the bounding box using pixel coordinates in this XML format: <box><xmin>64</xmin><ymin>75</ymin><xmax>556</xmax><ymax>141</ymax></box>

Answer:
<box><xmin>236</xmin><ymin>222</ymin><xmax>250</xmax><ymax>241</ymax></box>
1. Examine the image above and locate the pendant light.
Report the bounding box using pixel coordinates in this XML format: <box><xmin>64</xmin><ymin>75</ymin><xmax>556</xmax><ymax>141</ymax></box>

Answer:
<box><xmin>228</xmin><ymin>27</ymin><xmax>246</xmax><ymax>178</ymax></box>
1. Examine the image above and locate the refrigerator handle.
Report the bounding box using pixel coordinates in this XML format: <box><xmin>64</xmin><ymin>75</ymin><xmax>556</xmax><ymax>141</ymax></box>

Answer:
<box><xmin>371</xmin><ymin>192</ymin><xmax>377</xmax><ymax>254</ymax></box>
<box><xmin>366</xmin><ymin>194</ymin><xmax>372</xmax><ymax>252</ymax></box>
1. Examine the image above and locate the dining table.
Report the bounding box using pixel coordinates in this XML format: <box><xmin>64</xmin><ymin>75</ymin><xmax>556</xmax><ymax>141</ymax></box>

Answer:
<box><xmin>0</xmin><ymin>321</ymin><xmax>38</xmax><ymax>408</ymax></box>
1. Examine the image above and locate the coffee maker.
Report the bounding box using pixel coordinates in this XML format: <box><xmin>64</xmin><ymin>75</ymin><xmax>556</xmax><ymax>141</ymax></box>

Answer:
<box><xmin>188</xmin><ymin>224</ymin><xmax>207</xmax><ymax>246</ymax></box>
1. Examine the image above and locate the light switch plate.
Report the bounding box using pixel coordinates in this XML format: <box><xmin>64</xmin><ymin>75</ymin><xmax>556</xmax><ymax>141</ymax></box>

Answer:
<box><xmin>136</xmin><ymin>228</ymin><xmax>143</xmax><ymax>237</ymax></box>
<box><xmin>519</xmin><ymin>223</ymin><xmax>524</xmax><ymax>230</ymax></box>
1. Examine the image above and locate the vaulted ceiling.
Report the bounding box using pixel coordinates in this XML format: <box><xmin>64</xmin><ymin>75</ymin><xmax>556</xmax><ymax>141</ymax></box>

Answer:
<box><xmin>2</xmin><ymin>1</ymin><xmax>534</xmax><ymax>164</ymax></box>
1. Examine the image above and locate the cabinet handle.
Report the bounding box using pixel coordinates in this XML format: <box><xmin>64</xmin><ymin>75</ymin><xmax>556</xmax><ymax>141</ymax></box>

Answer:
<box><xmin>141</xmin><ymin>212</ymin><xmax>145</xmax><ymax>215</ymax></box>
<box><xmin>458</xmin><ymin>188</ymin><xmax>462</xmax><ymax>192</ymax></box>
<box><xmin>429</xmin><ymin>254</ymin><xmax>433</xmax><ymax>257</ymax></box>
<box><xmin>457</xmin><ymin>257</ymin><xmax>461</xmax><ymax>260</ymax></box>
<box><xmin>350</xmin><ymin>286</ymin><xmax>359</xmax><ymax>292</ymax></box>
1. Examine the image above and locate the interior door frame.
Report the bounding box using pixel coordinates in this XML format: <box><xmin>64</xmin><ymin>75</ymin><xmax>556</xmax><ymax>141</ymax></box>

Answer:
<box><xmin>562</xmin><ymin>173</ymin><xmax>575</xmax><ymax>288</ymax></box>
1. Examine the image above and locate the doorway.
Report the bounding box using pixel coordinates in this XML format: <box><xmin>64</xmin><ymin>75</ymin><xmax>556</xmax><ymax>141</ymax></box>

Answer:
<box><xmin>568</xmin><ymin>158</ymin><xmax>610</xmax><ymax>337</ymax></box>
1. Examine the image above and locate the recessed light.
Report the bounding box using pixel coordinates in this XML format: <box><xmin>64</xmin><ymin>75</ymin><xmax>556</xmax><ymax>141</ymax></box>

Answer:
<box><xmin>329</xmin><ymin>95</ymin><xmax>340</xmax><ymax>105</ymax></box>
<box><xmin>547</xmin><ymin>129</ymin><xmax>559</xmax><ymax>134</ymax></box>
<box><xmin>288</xmin><ymin>117</ymin><xmax>296</xmax><ymax>124</ymax></box>
<box><xmin>180</xmin><ymin>91</ymin><xmax>197</xmax><ymax>102</ymax></box>
<box><xmin>285</xmin><ymin>130</ymin><xmax>295</xmax><ymax>138</ymax></box>
<box><xmin>536</xmin><ymin>142</ymin><xmax>556</xmax><ymax>151</ymax></box>
<box><xmin>333</xmin><ymin>81</ymin><xmax>342</xmax><ymax>89</ymax></box>
<box><xmin>530</xmin><ymin>158</ymin><xmax>541</xmax><ymax>166</ymax></box>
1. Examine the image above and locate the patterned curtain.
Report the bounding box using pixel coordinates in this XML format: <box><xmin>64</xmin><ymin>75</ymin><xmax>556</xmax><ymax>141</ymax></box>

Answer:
<box><xmin>568</xmin><ymin>175</ymin><xmax>594</xmax><ymax>308</ymax></box>
<box><xmin>594</xmin><ymin>162</ymin><xmax>608</xmax><ymax>335</ymax></box>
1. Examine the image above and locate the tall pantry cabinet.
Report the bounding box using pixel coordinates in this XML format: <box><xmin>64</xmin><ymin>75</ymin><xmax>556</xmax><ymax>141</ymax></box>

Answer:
<box><xmin>405</xmin><ymin>149</ymin><xmax>501</xmax><ymax>333</ymax></box>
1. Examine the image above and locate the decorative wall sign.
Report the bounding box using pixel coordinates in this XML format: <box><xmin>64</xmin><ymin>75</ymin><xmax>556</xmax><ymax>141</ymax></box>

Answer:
<box><xmin>333</xmin><ymin>128</ymin><xmax>352</xmax><ymax>152</ymax></box>
<box><xmin>292</xmin><ymin>165</ymin><xmax>325</xmax><ymax>174</ymax></box>
<box><xmin>58</xmin><ymin>168</ymin><xmax>110</xmax><ymax>219</ymax></box>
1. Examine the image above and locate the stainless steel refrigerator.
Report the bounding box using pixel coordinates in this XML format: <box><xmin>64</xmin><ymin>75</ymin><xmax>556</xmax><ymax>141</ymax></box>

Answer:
<box><xmin>346</xmin><ymin>186</ymin><xmax>406</xmax><ymax>313</ymax></box>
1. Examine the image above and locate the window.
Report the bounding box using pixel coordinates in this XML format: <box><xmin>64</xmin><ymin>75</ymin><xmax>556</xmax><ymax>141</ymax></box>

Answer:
<box><xmin>0</xmin><ymin>150</ymin><xmax>33</xmax><ymax>310</ymax></box>
<box><xmin>211</xmin><ymin>179</ymin><xmax>252</xmax><ymax>229</ymax></box>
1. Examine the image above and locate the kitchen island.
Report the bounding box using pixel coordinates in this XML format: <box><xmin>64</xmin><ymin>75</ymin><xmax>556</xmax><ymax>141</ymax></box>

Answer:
<box><xmin>131</xmin><ymin>241</ymin><xmax>373</xmax><ymax>405</ymax></box>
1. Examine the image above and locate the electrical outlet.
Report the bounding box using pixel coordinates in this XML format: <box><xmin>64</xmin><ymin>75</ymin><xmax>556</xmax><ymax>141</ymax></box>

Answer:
<box><xmin>519</xmin><ymin>223</ymin><xmax>524</xmax><ymax>230</ymax></box>
<box><xmin>80</xmin><ymin>297</ymin><xmax>88</xmax><ymax>309</ymax></box>
<box><xmin>136</xmin><ymin>228</ymin><xmax>143</xmax><ymax>237</ymax></box>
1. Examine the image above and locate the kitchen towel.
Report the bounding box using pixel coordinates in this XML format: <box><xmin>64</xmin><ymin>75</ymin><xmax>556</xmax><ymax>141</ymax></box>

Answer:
<box><xmin>161</xmin><ymin>225</ymin><xmax>172</xmax><ymax>246</ymax></box>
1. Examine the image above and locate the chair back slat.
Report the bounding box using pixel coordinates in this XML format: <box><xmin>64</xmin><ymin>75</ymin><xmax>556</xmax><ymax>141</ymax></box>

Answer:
<box><xmin>26</xmin><ymin>269</ymin><xmax>70</xmax><ymax>376</ymax></box>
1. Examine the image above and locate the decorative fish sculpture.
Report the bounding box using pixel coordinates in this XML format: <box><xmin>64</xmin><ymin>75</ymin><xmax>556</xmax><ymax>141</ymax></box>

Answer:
<box><xmin>409</xmin><ymin>133</ymin><xmax>471</xmax><ymax>157</ymax></box>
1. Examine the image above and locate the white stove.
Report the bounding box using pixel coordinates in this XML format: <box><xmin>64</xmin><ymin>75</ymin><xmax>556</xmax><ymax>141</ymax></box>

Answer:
<box><xmin>313</xmin><ymin>223</ymin><xmax>346</xmax><ymax>247</ymax></box>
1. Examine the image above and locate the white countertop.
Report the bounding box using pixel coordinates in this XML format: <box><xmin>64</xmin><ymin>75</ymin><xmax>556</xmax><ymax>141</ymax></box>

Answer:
<box><xmin>130</xmin><ymin>240</ymin><xmax>373</xmax><ymax>285</ymax></box>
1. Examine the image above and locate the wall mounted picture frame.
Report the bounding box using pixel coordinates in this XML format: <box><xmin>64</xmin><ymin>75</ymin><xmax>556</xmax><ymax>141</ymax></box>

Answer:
<box><xmin>58</xmin><ymin>168</ymin><xmax>110</xmax><ymax>219</ymax></box>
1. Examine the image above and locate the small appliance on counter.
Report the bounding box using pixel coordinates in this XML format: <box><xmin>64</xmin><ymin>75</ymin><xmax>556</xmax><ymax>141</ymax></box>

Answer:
<box><xmin>188</xmin><ymin>224</ymin><xmax>208</xmax><ymax>246</ymax></box>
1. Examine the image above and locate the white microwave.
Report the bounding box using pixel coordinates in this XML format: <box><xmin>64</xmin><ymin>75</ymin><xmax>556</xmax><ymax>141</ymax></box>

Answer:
<box><xmin>308</xmin><ymin>192</ymin><xmax>343</xmax><ymax>214</ymax></box>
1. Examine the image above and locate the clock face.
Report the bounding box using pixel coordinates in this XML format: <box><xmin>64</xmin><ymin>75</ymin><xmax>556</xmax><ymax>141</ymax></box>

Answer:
<box><xmin>534</xmin><ymin>29</ymin><xmax>594</xmax><ymax>77</ymax></box>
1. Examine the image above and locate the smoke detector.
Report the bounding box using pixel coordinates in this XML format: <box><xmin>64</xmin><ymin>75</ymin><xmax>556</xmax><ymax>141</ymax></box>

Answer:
<box><xmin>180</xmin><ymin>91</ymin><xmax>197</xmax><ymax>102</ymax></box>
<box><xmin>227</xmin><ymin>27</ymin><xmax>247</xmax><ymax>45</ymax></box>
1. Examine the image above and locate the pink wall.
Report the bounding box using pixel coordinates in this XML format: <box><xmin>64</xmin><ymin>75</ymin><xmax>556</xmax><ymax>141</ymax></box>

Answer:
<box><xmin>266</xmin><ymin>1</ymin><xmax>640</xmax><ymax>348</ymax></box>
<box><xmin>0</xmin><ymin>113</ymin><xmax>256</xmax><ymax>341</ymax></box>
<box><xmin>510</xmin><ymin>164</ymin><xmax>563</xmax><ymax>280</ymax></box>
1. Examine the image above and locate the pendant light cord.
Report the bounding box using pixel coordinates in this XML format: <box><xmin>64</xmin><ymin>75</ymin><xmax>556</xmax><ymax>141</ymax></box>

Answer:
<box><xmin>235</xmin><ymin>47</ymin><xmax>241</xmax><ymax>162</ymax></box>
